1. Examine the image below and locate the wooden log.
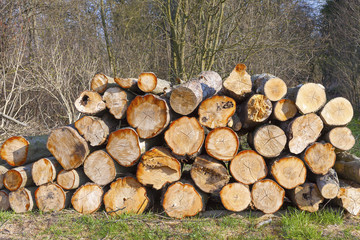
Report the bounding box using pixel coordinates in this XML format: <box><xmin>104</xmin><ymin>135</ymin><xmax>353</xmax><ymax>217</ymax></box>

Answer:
<box><xmin>0</xmin><ymin>190</ymin><xmax>10</xmax><ymax>210</ymax></box>
<box><xmin>336</xmin><ymin>179</ymin><xmax>360</xmax><ymax>215</ymax></box>
<box><xmin>272</xmin><ymin>99</ymin><xmax>298</xmax><ymax>121</ymax></box>
<box><xmin>32</xmin><ymin>157</ymin><xmax>62</xmax><ymax>186</ymax></box>
<box><xmin>0</xmin><ymin>164</ymin><xmax>9</xmax><ymax>189</ymax></box>
<box><xmin>137</xmin><ymin>72</ymin><xmax>157</xmax><ymax>93</ymax></box>
<box><xmin>74</xmin><ymin>90</ymin><xmax>106</xmax><ymax>115</ymax></box>
<box><xmin>248</xmin><ymin>124</ymin><xmax>287</xmax><ymax>158</ymax></box>
<box><xmin>285</xmin><ymin>113</ymin><xmax>324</xmax><ymax>154</ymax></box>
<box><xmin>103</xmin><ymin>176</ymin><xmax>151</xmax><ymax>215</ymax></box>
<box><xmin>127</xmin><ymin>94</ymin><xmax>170</xmax><ymax>139</ymax></box>
<box><xmin>56</xmin><ymin>168</ymin><xmax>89</xmax><ymax>190</ymax></box>
<box><xmin>271</xmin><ymin>156</ymin><xmax>306</xmax><ymax>189</ymax></box>
<box><xmin>229</xmin><ymin>150</ymin><xmax>267</xmax><ymax>185</ymax></box>
<box><xmin>223</xmin><ymin>63</ymin><xmax>252</xmax><ymax>101</ymax></box>
<box><xmin>0</xmin><ymin>135</ymin><xmax>51</xmax><ymax>167</ymax></box>
<box><xmin>316</xmin><ymin>168</ymin><xmax>340</xmax><ymax>199</ymax></box>
<box><xmin>227</xmin><ymin>110</ymin><xmax>242</xmax><ymax>131</ymax></box>
<box><xmin>102</xmin><ymin>87</ymin><xmax>135</xmax><ymax>119</ymax></box>
<box><xmin>303</xmin><ymin>142</ymin><xmax>336</xmax><ymax>175</ymax></box>
<box><xmin>9</xmin><ymin>187</ymin><xmax>37</xmax><ymax>213</ymax></box>
<box><xmin>170</xmin><ymin>71</ymin><xmax>223</xmax><ymax>115</ymax></box>
<box><xmin>251</xmin><ymin>179</ymin><xmax>285</xmax><ymax>214</ymax></box>
<box><xmin>114</xmin><ymin>77</ymin><xmax>140</xmax><ymax>92</ymax></box>
<box><xmin>324</xmin><ymin>127</ymin><xmax>355</xmax><ymax>151</ymax></box>
<box><xmin>198</xmin><ymin>95</ymin><xmax>236</xmax><ymax>129</ymax></box>
<box><xmin>152</xmin><ymin>78</ymin><xmax>172</xmax><ymax>95</ymax></box>
<box><xmin>47</xmin><ymin>126</ymin><xmax>90</xmax><ymax>170</ymax></box>
<box><xmin>289</xmin><ymin>182</ymin><xmax>324</xmax><ymax>212</ymax></box>
<box><xmin>190</xmin><ymin>155</ymin><xmax>230</xmax><ymax>194</ymax></box>
<box><xmin>90</xmin><ymin>73</ymin><xmax>114</xmax><ymax>94</ymax></box>
<box><xmin>71</xmin><ymin>183</ymin><xmax>103</xmax><ymax>214</ymax></box>
<box><xmin>3</xmin><ymin>163</ymin><xmax>34</xmax><ymax>191</ymax></box>
<box><xmin>334</xmin><ymin>152</ymin><xmax>360</xmax><ymax>184</ymax></box>
<box><xmin>35</xmin><ymin>183</ymin><xmax>71</xmax><ymax>212</ymax></box>
<box><xmin>136</xmin><ymin>147</ymin><xmax>181</xmax><ymax>190</ymax></box>
<box><xmin>205</xmin><ymin>127</ymin><xmax>239</xmax><ymax>161</ymax></box>
<box><xmin>239</xmin><ymin>94</ymin><xmax>272</xmax><ymax>129</ymax></box>
<box><xmin>220</xmin><ymin>182</ymin><xmax>251</xmax><ymax>212</ymax></box>
<box><xmin>320</xmin><ymin>97</ymin><xmax>353</xmax><ymax>126</ymax></box>
<box><xmin>287</xmin><ymin>83</ymin><xmax>326</xmax><ymax>114</ymax></box>
<box><xmin>164</xmin><ymin>116</ymin><xmax>205</xmax><ymax>159</ymax></box>
<box><xmin>336</xmin><ymin>151</ymin><xmax>360</xmax><ymax>162</ymax></box>
<box><xmin>252</xmin><ymin>73</ymin><xmax>287</xmax><ymax>101</ymax></box>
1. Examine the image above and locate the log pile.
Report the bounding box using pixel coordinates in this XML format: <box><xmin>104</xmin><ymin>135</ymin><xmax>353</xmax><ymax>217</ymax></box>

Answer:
<box><xmin>0</xmin><ymin>64</ymin><xmax>359</xmax><ymax>218</ymax></box>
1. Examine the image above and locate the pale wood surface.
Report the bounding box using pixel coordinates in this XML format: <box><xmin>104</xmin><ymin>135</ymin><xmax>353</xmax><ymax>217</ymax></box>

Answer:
<box><xmin>71</xmin><ymin>183</ymin><xmax>103</xmax><ymax>214</ymax></box>
<box><xmin>220</xmin><ymin>182</ymin><xmax>251</xmax><ymax>212</ymax></box>
<box><xmin>251</xmin><ymin>179</ymin><xmax>285</xmax><ymax>214</ymax></box>
<box><xmin>205</xmin><ymin>127</ymin><xmax>239</xmax><ymax>161</ymax></box>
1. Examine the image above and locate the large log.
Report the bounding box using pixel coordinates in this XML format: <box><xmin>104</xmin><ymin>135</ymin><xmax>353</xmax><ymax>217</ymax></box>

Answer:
<box><xmin>336</xmin><ymin>180</ymin><xmax>360</xmax><ymax>215</ymax></box>
<box><xmin>251</xmin><ymin>179</ymin><xmax>285</xmax><ymax>214</ymax></box>
<box><xmin>289</xmin><ymin>182</ymin><xmax>324</xmax><ymax>212</ymax></box>
<box><xmin>170</xmin><ymin>71</ymin><xmax>223</xmax><ymax>115</ymax></box>
<box><xmin>103</xmin><ymin>176</ymin><xmax>151</xmax><ymax>216</ymax></box>
<box><xmin>35</xmin><ymin>183</ymin><xmax>72</xmax><ymax>212</ymax></box>
<box><xmin>0</xmin><ymin>190</ymin><xmax>10</xmax><ymax>210</ymax></box>
<box><xmin>323</xmin><ymin>127</ymin><xmax>355</xmax><ymax>151</ymax></box>
<box><xmin>32</xmin><ymin>157</ymin><xmax>62</xmax><ymax>186</ymax></box>
<box><xmin>220</xmin><ymin>182</ymin><xmax>251</xmax><ymax>212</ymax></box>
<box><xmin>252</xmin><ymin>73</ymin><xmax>287</xmax><ymax>101</ymax></box>
<box><xmin>272</xmin><ymin>99</ymin><xmax>298</xmax><ymax>121</ymax></box>
<box><xmin>320</xmin><ymin>97</ymin><xmax>353</xmax><ymax>126</ymax></box>
<box><xmin>127</xmin><ymin>94</ymin><xmax>170</xmax><ymax>139</ymax></box>
<box><xmin>3</xmin><ymin>163</ymin><xmax>34</xmax><ymax>191</ymax></box>
<box><xmin>56</xmin><ymin>168</ymin><xmax>89</xmax><ymax>190</ymax></box>
<box><xmin>190</xmin><ymin>155</ymin><xmax>230</xmax><ymax>194</ymax></box>
<box><xmin>0</xmin><ymin>135</ymin><xmax>51</xmax><ymax>166</ymax></box>
<box><xmin>334</xmin><ymin>152</ymin><xmax>360</xmax><ymax>184</ymax></box>
<box><xmin>47</xmin><ymin>126</ymin><xmax>90</xmax><ymax>170</ymax></box>
<box><xmin>229</xmin><ymin>150</ymin><xmax>267</xmax><ymax>185</ymax></box>
<box><xmin>205</xmin><ymin>127</ymin><xmax>239</xmax><ymax>161</ymax></box>
<box><xmin>0</xmin><ymin>164</ymin><xmax>9</xmax><ymax>189</ymax></box>
<box><xmin>198</xmin><ymin>95</ymin><xmax>236</xmax><ymax>129</ymax></box>
<box><xmin>71</xmin><ymin>183</ymin><xmax>103</xmax><ymax>214</ymax></box>
<box><xmin>239</xmin><ymin>94</ymin><xmax>272</xmax><ymax>129</ymax></box>
<box><xmin>9</xmin><ymin>187</ymin><xmax>37</xmax><ymax>213</ymax></box>
<box><xmin>303</xmin><ymin>142</ymin><xmax>336</xmax><ymax>175</ymax></box>
<box><xmin>102</xmin><ymin>87</ymin><xmax>135</xmax><ymax>119</ymax></box>
<box><xmin>74</xmin><ymin>90</ymin><xmax>106</xmax><ymax>115</ymax></box>
<box><xmin>136</xmin><ymin>147</ymin><xmax>181</xmax><ymax>190</ymax></box>
<box><xmin>223</xmin><ymin>63</ymin><xmax>252</xmax><ymax>101</ymax></box>
<box><xmin>316</xmin><ymin>168</ymin><xmax>340</xmax><ymax>199</ymax></box>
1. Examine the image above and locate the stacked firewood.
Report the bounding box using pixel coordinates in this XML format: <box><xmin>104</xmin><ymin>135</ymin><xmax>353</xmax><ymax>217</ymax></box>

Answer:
<box><xmin>0</xmin><ymin>64</ymin><xmax>359</xmax><ymax>218</ymax></box>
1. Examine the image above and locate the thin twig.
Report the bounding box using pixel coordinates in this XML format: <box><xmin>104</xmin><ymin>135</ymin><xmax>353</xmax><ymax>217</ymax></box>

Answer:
<box><xmin>0</xmin><ymin>113</ymin><xmax>28</xmax><ymax>127</ymax></box>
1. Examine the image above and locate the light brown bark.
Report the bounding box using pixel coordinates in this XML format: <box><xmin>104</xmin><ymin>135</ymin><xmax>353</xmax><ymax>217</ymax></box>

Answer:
<box><xmin>289</xmin><ymin>182</ymin><xmax>324</xmax><ymax>212</ymax></box>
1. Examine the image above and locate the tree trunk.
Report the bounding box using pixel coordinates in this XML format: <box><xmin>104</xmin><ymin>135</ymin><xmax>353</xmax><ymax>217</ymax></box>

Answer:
<box><xmin>334</xmin><ymin>152</ymin><xmax>360</xmax><ymax>184</ymax></box>
<box><xmin>205</xmin><ymin>127</ymin><xmax>239</xmax><ymax>161</ymax></box>
<box><xmin>223</xmin><ymin>63</ymin><xmax>252</xmax><ymax>101</ymax></box>
<box><xmin>71</xmin><ymin>182</ymin><xmax>103</xmax><ymax>214</ymax></box>
<box><xmin>136</xmin><ymin>146</ymin><xmax>181</xmax><ymax>190</ymax></box>
<box><xmin>272</xmin><ymin>99</ymin><xmax>298</xmax><ymax>121</ymax></box>
<box><xmin>289</xmin><ymin>182</ymin><xmax>324</xmax><ymax>212</ymax></box>
<box><xmin>220</xmin><ymin>182</ymin><xmax>251</xmax><ymax>212</ymax></box>
<box><xmin>35</xmin><ymin>183</ymin><xmax>72</xmax><ymax>212</ymax></box>
<box><xmin>336</xmin><ymin>179</ymin><xmax>360</xmax><ymax>215</ymax></box>
<box><xmin>270</xmin><ymin>156</ymin><xmax>307</xmax><ymax>189</ymax></box>
<box><xmin>32</xmin><ymin>157</ymin><xmax>62</xmax><ymax>186</ymax></box>
<box><xmin>74</xmin><ymin>90</ymin><xmax>106</xmax><ymax>115</ymax></box>
<box><xmin>229</xmin><ymin>150</ymin><xmax>267</xmax><ymax>185</ymax></box>
<box><xmin>103</xmin><ymin>176</ymin><xmax>151</xmax><ymax>216</ymax></box>
<box><xmin>0</xmin><ymin>135</ymin><xmax>51</xmax><ymax>167</ymax></box>
<box><xmin>3</xmin><ymin>163</ymin><xmax>34</xmax><ymax>191</ymax></box>
<box><xmin>126</xmin><ymin>94</ymin><xmax>170</xmax><ymax>139</ymax></box>
<box><xmin>303</xmin><ymin>142</ymin><xmax>336</xmax><ymax>175</ymax></box>
<box><xmin>252</xmin><ymin>73</ymin><xmax>287</xmax><ymax>101</ymax></box>
<box><xmin>251</xmin><ymin>179</ymin><xmax>285</xmax><ymax>214</ymax></box>
<box><xmin>47</xmin><ymin>126</ymin><xmax>90</xmax><ymax>170</ymax></box>
<box><xmin>198</xmin><ymin>95</ymin><xmax>236</xmax><ymax>129</ymax></box>
<box><xmin>0</xmin><ymin>190</ymin><xmax>10</xmax><ymax>210</ymax></box>
<box><xmin>316</xmin><ymin>168</ymin><xmax>340</xmax><ymax>199</ymax></box>
<box><xmin>0</xmin><ymin>164</ymin><xmax>9</xmax><ymax>189</ymax></box>
<box><xmin>239</xmin><ymin>94</ymin><xmax>272</xmax><ymax>129</ymax></box>
<box><xmin>102</xmin><ymin>87</ymin><xmax>135</xmax><ymax>119</ymax></box>
<box><xmin>190</xmin><ymin>155</ymin><xmax>230</xmax><ymax>194</ymax></box>
<box><xmin>9</xmin><ymin>187</ymin><xmax>37</xmax><ymax>213</ymax></box>
<box><xmin>323</xmin><ymin>127</ymin><xmax>355</xmax><ymax>151</ymax></box>
<box><xmin>320</xmin><ymin>97</ymin><xmax>353</xmax><ymax>126</ymax></box>
<box><xmin>56</xmin><ymin>168</ymin><xmax>89</xmax><ymax>190</ymax></box>
<box><xmin>248</xmin><ymin>124</ymin><xmax>287</xmax><ymax>158</ymax></box>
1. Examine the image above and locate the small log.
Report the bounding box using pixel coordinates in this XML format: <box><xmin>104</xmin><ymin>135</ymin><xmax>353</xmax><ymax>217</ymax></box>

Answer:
<box><xmin>9</xmin><ymin>187</ymin><xmax>37</xmax><ymax>213</ymax></box>
<box><xmin>71</xmin><ymin>183</ymin><xmax>103</xmax><ymax>214</ymax></box>
<box><xmin>334</xmin><ymin>152</ymin><xmax>360</xmax><ymax>184</ymax></box>
<box><xmin>35</xmin><ymin>183</ymin><xmax>72</xmax><ymax>212</ymax></box>
<box><xmin>0</xmin><ymin>190</ymin><xmax>10</xmax><ymax>210</ymax></box>
<box><xmin>74</xmin><ymin>90</ymin><xmax>106</xmax><ymax>115</ymax></box>
<box><xmin>103</xmin><ymin>176</ymin><xmax>151</xmax><ymax>215</ymax></box>
<box><xmin>56</xmin><ymin>168</ymin><xmax>89</xmax><ymax>190</ymax></box>
<box><xmin>316</xmin><ymin>168</ymin><xmax>340</xmax><ymax>199</ymax></box>
<box><xmin>102</xmin><ymin>87</ymin><xmax>135</xmax><ymax>119</ymax></box>
<box><xmin>32</xmin><ymin>157</ymin><xmax>62</xmax><ymax>186</ymax></box>
<box><xmin>272</xmin><ymin>99</ymin><xmax>298</xmax><ymax>121</ymax></box>
<box><xmin>137</xmin><ymin>72</ymin><xmax>157</xmax><ymax>93</ymax></box>
<box><xmin>220</xmin><ymin>182</ymin><xmax>251</xmax><ymax>212</ymax></box>
<box><xmin>90</xmin><ymin>73</ymin><xmax>113</xmax><ymax>94</ymax></box>
<box><xmin>320</xmin><ymin>97</ymin><xmax>353</xmax><ymax>126</ymax></box>
<box><xmin>205</xmin><ymin>127</ymin><xmax>239</xmax><ymax>161</ymax></box>
<box><xmin>251</xmin><ymin>179</ymin><xmax>285</xmax><ymax>214</ymax></box>
<box><xmin>114</xmin><ymin>77</ymin><xmax>140</xmax><ymax>93</ymax></box>
<box><xmin>47</xmin><ymin>126</ymin><xmax>90</xmax><ymax>170</ymax></box>
<box><xmin>336</xmin><ymin>179</ymin><xmax>360</xmax><ymax>215</ymax></box>
<box><xmin>248</xmin><ymin>124</ymin><xmax>287</xmax><ymax>158</ymax></box>
<box><xmin>303</xmin><ymin>142</ymin><xmax>336</xmax><ymax>175</ymax></box>
<box><xmin>164</xmin><ymin>116</ymin><xmax>205</xmax><ymax>159</ymax></box>
<box><xmin>270</xmin><ymin>156</ymin><xmax>307</xmax><ymax>189</ymax></box>
<box><xmin>252</xmin><ymin>73</ymin><xmax>287</xmax><ymax>101</ymax></box>
<box><xmin>127</xmin><ymin>94</ymin><xmax>170</xmax><ymax>139</ymax></box>
<box><xmin>229</xmin><ymin>150</ymin><xmax>267</xmax><ymax>185</ymax></box>
<box><xmin>227</xmin><ymin>111</ymin><xmax>242</xmax><ymax>131</ymax></box>
<box><xmin>324</xmin><ymin>127</ymin><xmax>355</xmax><ymax>151</ymax></box>
<box><xmin>136</xmin><ymin>147</ymin><xmax>181</xmax><ymax>190</ymax></box>
<box><xmin>3</xmin><ymin>163</ymin><xmax>34</xmax><ymax>191</ymax></box>
<box><xmin>0</xmin><ymin>164</ymin><xmax>9</xmax><ymax>189</ymax></box>
<box><xmin>152</xmin><ymin>78</ymin><xmax>172</xmax><ymax>95</ymax></box>
<box><xmin>223</xmin><ymin>63</ymin><xmax>252</xmax><ymax>101</ymax></box>
<box><xmin>190</xmin><ymin>155</ymin><xmax>230</xmax><ymax>193</ymax></box>
<box><xmin>239</xmin><ymin>94</ymin><xmax>272</xmax><ymax>129</ymax></box>
<box><xmin>0</xmin><ymin>135</ymin><xmax>51</xmax><ymax>166</ymax></box>
<box><xmin>286</xmin><ymin>113</ymin><xmax>324</xmax><ymax>154</ymax></box>
<box><xmin>198</xmin><ymin>95</ymin><xmax>236</xmax><ymax>129</ymax></box>
<box><xmin>289</xmin><ymin>182</ymin><xmax>324</xmax><ymax>212</ymax></box>
<box><xmin>170</xmin><ymin>71</ymin><xmax>223</xmax><ymax>115</ymax></box>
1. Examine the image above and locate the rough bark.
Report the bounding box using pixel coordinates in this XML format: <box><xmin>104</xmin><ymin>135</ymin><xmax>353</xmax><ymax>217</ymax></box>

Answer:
<box><xmin>251</xmin><ymin>179</ymin><xmax>285</xmax><ymax>214</ymax></box>
<box><xmin>9</xmin><ymin>187</ymin><xmax>37</xmax><ymax>213</ymax></box>
<box><xmin>74</xmin><ymin>90</ymin><xmax>106</xmax><ymax>115</ymax></box>
<box><xmin>0</xmin><ymin>190</ymin><xmax>10</xmax><ymax>210</ymax></box>
<box><xmin>32</xmin><ymin>157</ymin><xmax>62</xmax><ymax>186</ymax></box>
<box><xmin>239</xmin><ymin>94</ymin><xmax>272</xmax><ymax>129</ymax></box>
<box><xmin>223</xmin><ymin>63</ymin><xmax>252</xmax><ymax>101</ymax></box>
<box><xmin>252</xmin><ymin>73</ymin><xmax>287</xmax><ymax>101</ymax></box>
<box><xmin>56</xmin><ymin>168</ymin><xmax>89</xmax><ymax>190</ymax></box>
<box><xmin>205</xmin><ymin>127</ymin><xmax>239</xmax><ymax>161</ymax></box>
<box><xmin>220</xmin><ymin>182</ymin><xmax>251</xmax><ymax>212</ymax></box>
<box><xmin>102</xmin><ymin>87</ymin><xmax>135</xmax><ymax>119</ymax></box>
<box><xmin>334</xmin><ymin>152</ymin><xmax>360</xmax><ymax>184</ymax></box>
<box><xmin>0</xmin><ymin>164</ymin><xmax>9</xmax><ymax>189</ymax></box>
<box><xmin>289</xmin><ymin>182</ymin><xmax>324</xmax><ymax>212</ymax></box>
<box><xmin>303</xmin><ymin>142</ymin><xmax>336</xmax><ymax>175</ymax></box>
<box><xmin>271</xmin><ymin>156</ymin><xmax>307</xmax><ymax>189</ymax></box>
<box><xmin>35</xmin><ymin>183</ymin><xmax>72</xmax><ymax>212</ymax></box>
<box><xmin>320</xmin><ymin>97</ymin><xmax>353</xmax><ymax>126</ymax></box>
<box><xmin>3</xmin><ymin>163</ymin><xmax>34</xmax><ymax>191</ymax></box>
<box><xmin>336</xmin><ymin>179</ymin><xmax>360</xmax><ymax>215</ymax></box>
<box><xmin>71</xmin><ymin>183</ymin><xmax>103</xmax><ymax>214</ymax></box>
<box><xmin>316</xmin><ymin>168</ymin><xmax>340</xmax><ymax>199</ymax></box>
<box><xmin>272</xmin><ymin>99</ymin><xmax>298</xmax><ymax>121</ymax></box>
<box><xmin>227</xmin><ymin>110</ymin><xmax>242</xmax><ymax>131</ymax></box>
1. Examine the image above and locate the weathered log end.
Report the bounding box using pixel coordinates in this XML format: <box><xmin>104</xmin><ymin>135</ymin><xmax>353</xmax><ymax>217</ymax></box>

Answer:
<box><xmin>223</xmin><ymin>63</ymin><xmax>252</xmax><ymax>101</ymax></box>
<box><xmin>0</xmin><ymin>190</ymin><xmax>10</xmax><ymax>210</ymax></box>
<box><xmin>71</xmin><ymin>183</ymin><xmax>103</xmax><ymax>214</ymax></box>
<box><xmin>325</xmin><ymin>127</ymin><xmax>355</xmax><ymax>151</ymax></box>
<box><xmin>290</xmin><ymin>183</ymin><xmax>324</xmax><ymax>212</ymax></box>
<box><xmin>273</xmin><ymin>99</ymin><xmax>297</xmax><ymax>121</ymax></box>
<box><xmin>220</xmin><ymin>182</ymin><xmax>251</xmax><ymax>212</ymax></box>
<box><xmin>336</xmin><ymin>180</ymin><xmax>360</xmax><ymax>215</ymax></box>
<box><xmin>205</xmin><ymin>127</ymin><xmax>239</xmax><ymax>161</ymax></box>
<box><xmin>251</xmin><ymin>179</ymin><xmax>285</xmax><ymax>214</ymax></box>
<box><xmin>57</xmin><ymin>169</ymin><xmax>88</xmax><ymax>190</ymax></box>
<box><xmin>295</xmin><ymin>83</ymin><xmax>326</xmax><ymax>114</ymax></box>
<box><xmin>271</xmin><ymin>156</ymin><xmax>306</xmax><ymax>189</ymax></box>
<box><xmin>316</xmin><ymin>168</ymin><xmax>340</xmax><ymax>199</ymax></box>
<box><xmin>90</xmin><ymin>73</ymin><xmax>108</xmax><ymax>93</ymax></box>
<box><xmin>103</xmin><ymin>87</ymin><xmax>132</xmax><ymax>119</ymax></box>
<box><xmin>138</xmin><ymin>72</ymin><xmax>157</xmax><ymax>93</ymax></box>
<box><xmin>74</xmin><ymin>90</ymin><xmax>106</xmax><ymax>115</ymax></box>
<box><xmin>32</xmin><ymin>157</ymin><xmax>61</xmax><ymax>186</ymax></box>
<box><xmin>304</xmin><ymin>142</ymin><xmax>336</xmax><ymax>175</ymax></box>
<box><xmin>9</xmin><ymin>187</ymin><xmax>36</xmax><ymax>213</ymax></box>
<box><xmin>35</xmin><ymin>183</ymin><xmax>70</xmax><ymax>212</ymax></box>
<box><xmin>320</xmin><ymin>97</ymin><xmax>353</xmax><ymax>126</ymax></box>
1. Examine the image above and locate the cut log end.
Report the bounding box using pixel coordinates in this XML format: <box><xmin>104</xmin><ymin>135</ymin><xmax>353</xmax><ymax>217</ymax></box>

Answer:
<box><xmin>103</xmin><ymin>87</ymin><xmax>130</xmax><ymax>119</ymax></box>
<box><xmin>320</xmin><ymin>97</ymin><xmax>353</xmax><ymax>126</ymax></box>
<box><xmin>32</xmin><ymin>157</ymin><xmax>59</xmax><ymax>186</ymax></box>
<box><xmin>336</xmin><ymin>180</ymin><xmax>360</xmax><ymax>215</ymax></box>
<box><xmin>220</xmin><ymin>182</ymin><xmax>251</xmax><ymax>212</ymax></box>
<box><xmin>138</xmin><ymin>72</ymin><xmax>157</xmax><ymax>93</ymax></box>
<box><xmin>4</xmin><ymin>170</ymin><xmax>22</xmax><ymax>191</ymax></box>
<box><xmin>304</xmin><ymin>142</ymin><xmax>336</xmax><ymax>175</ymax></box>
<box><xmin>74</xmin><ymin>116</ymin><xmax>110</xmax><ymax>147</ymax></box>
<box><xmin>74</xmin><ymin>90</ymin><xmax>106</xmax><ymax>115</ymax></box>
<box><xmin>71</xmin><ymin>183</ymin><xmax>103</xmax><ymax>214</ymax></box>
<box><xmin>223</xmin><ymin>63</ymin><xmax>252</xmax><ymax>100</ymax></box>
<box><xmin>205</xmin><ymin>127</ymin><xmax>239</xmax><ymax>161</ymax></box>
<box><xmin>325</xmin><ymin>127</ymin><xmax>355</xmax><ymax>151</ymax></box>
<box><xmin>251</xmin><ymin>125</ymin><xmax>287</xmax><ymax>158</ymax></box>
<box><xmin>251</xmin><ymin>179</ymin><xmax>285</xmax><ymax>214</ymax></box>
<box><xmin>57</xmin><ymin>169</ymin><xmax>87</xmax><ymax>190</ymax></box>
<box><xmin>271</xmin><ymin>156</ymin><xmax>306</xmax><ymax>189</ymax></box>
<box><xmin>35</xmin><ymin>183</ymin><xmax>68</xmax><ymax>212</ymax></box>
<box><xmin>9</xmin><ymin>187</ymin><xmax>35</xmax><ymax>213</ymax></box>
<box><xmin>273</xmin><ymin>99</ymin><xmax>297</xmax><ymax>121</ymax></box>
<box><xmin>317</xmin><ymin>169</ymin><xmax>339</xmax><ymax>199</ymax></box>
<box><xmin>170</xmin><ymin>86</ymin><xmax>199</xmax><ymax>115</ymax></box>
<box><xmin>84</xmin><ymin>150</ymin><xmax>116</xmax><ymax>186</ymax></box>
<box><xmin>291</xmin><ymin>183</ymin><xmax>324</xmax><ymax>212</ymax></box>
<box><xmin>90</xmin><ymin>73</ymin><xmax>108</xmax><ymax>93</ymax></box>
<box><xmin>263</xmin><ymin>77</ymin><xmax>287</xmax><ymax>101</ymax></box>
<box><xmin>295</xmin><ymin>83</ymin><xmax>326</xmax><ymax>114</ymax></box>
<box><xmin>0</xmin><ymin>136</ymin><xmax>28</xmax><ymax>166</ymax></box>
<box><xmin>114</xmin><ymin>77</ymin><xmax>137</xmax><ymax>89</ymax></box>
<box><xmin>246</xmin><ymin>94</ymin><xmax>272</xmax><ymax>123</ymax></box>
